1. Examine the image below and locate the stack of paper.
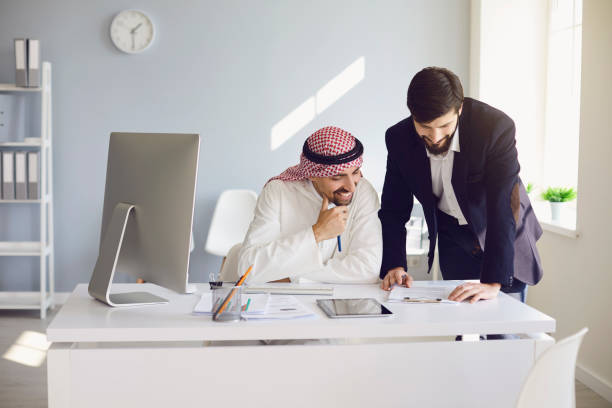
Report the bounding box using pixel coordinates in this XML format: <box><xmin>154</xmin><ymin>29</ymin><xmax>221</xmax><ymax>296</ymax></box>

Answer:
<box><xmin>242</xmin><ymin>295</ymin><xmax>317</xmax><ymax>320</ymax></box>
<box><xmin>388</xmin><ymin>285</ymin><xmax>459</xmax><ymax>304</ymax></box>
<box><xmin>193</xmin><ymin>293</ymin><xmax>317</xmax><ymax>320</ymax></box>
<box><xmin>244</xmin><ymin>283</ymin><xmax>333</xmax><ymax>296</ymax></box>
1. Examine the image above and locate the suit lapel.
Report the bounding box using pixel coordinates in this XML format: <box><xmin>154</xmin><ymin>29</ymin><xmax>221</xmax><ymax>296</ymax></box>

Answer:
<box><xmin>405</xmin><ymin>120</ymin><xmax>434</xmax><ymax>207</ymax></box>
<box><xmin>406</xmin><ymin>121</ymin><xmax>437</xmax><ymax>260</ymax></box>
<box><xmin>451</xmin><ymin>115</ymin><xmax>469</xmax><ymax>220</ymax></box>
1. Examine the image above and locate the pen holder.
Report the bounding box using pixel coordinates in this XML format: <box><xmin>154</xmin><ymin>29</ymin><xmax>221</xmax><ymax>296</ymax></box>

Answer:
<box><xmin>212</xmin><ymin>285</ymin><xmax>242</xmax><ymax>322</ymax></box>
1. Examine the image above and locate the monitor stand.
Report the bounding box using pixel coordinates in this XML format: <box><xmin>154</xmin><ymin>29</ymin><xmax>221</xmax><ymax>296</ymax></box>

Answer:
<box><xmin>88</xmin><ymin>203</ymin><xmax>168</xmax><ymax>307</ymax></box>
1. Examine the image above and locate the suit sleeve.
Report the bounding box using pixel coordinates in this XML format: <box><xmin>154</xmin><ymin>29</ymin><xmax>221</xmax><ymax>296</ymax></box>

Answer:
<box><xmin>482</xmin><ymin>118</ymin><xmax>520</xmax><ymax>287</ymax></box>
<box><xmin>378</xmin><ymin>130</ymin><xmax>414</xmax><ymax>279</ymax></box>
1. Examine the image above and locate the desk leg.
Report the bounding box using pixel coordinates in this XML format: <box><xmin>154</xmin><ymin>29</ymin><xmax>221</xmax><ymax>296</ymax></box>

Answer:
<box><xmin>47</xmin><ymin>343</ymin><xmax>72</xmax><ymax>408</ymax></box>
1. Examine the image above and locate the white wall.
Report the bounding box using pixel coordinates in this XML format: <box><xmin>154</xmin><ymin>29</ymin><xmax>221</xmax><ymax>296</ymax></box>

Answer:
<box><xmin>0</xmin><ymin>1</ymin><xmax>471</xmax><ymax>291</ymax></box>
<box><xmin>527</xmin><ymin>0</ymin><xmax>612</xmax><ymax>401</ymax></box>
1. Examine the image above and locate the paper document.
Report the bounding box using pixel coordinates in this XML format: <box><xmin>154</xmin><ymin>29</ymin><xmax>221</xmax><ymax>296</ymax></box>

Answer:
<box><xmin>193</xmin><ymin>293</ymin><xmax>270</xmax><ymax>316</ymax></box>
<box><xmin>388</xmin><ymin>285</ymin><xmax>459</xmax><ymax>304</ymax></box>
<box><xmin>242</xmin><ymin>295</ymin><xmax>317</xmax><ymax>320</ymax></box>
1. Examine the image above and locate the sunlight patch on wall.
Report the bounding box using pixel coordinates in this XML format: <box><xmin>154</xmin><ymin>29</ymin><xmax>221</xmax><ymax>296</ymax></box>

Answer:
<box><xmin>316</xmin><ymin>57</ymin><xmax>365</xmax><ymax>115</ymax></box>
<box><xmin>270</xmin><ymin>97</ymin><xmax>316</xmax><ymax>151</ymax></box>
<box><xmin>270</xmin><ymin>57</ymin><xmax>365</xmax><ymax>151</ymax></box>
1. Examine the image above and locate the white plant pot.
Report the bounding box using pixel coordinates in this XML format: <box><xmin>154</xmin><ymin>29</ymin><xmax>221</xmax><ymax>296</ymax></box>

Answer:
<box><xmin>549</xmin><ymin>202</ymin><xmax>566</xmax><ymax>222</ymax></box>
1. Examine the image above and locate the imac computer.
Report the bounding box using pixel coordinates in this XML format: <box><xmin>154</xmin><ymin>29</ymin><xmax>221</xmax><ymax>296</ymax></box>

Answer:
<box><xmin>88</xmin><ymin>132</ymin><xmax>200</xmax><ymax>307</ymax></box>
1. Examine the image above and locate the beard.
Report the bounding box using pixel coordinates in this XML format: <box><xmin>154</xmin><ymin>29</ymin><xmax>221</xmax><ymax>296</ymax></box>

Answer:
<box><xmin>421</xmin><ymin>125</ymin><xmax>458</xmax><ymax>156</ymax></box>
<box><xmin>423</xmin><ymin>134</ymin><xmax>453</xmax><ymax>155</ymax></box>
<box><xmin>332</xmin><ymin>188</ymin><xmax>354</xmax><ymax>206</ymax></box>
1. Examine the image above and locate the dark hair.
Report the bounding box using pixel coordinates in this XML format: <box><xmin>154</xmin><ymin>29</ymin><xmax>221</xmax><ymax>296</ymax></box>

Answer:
<box><xmin>407</xmin><ymin>67</ymin><xmax>464</xmax><ymax>123</ymax></box>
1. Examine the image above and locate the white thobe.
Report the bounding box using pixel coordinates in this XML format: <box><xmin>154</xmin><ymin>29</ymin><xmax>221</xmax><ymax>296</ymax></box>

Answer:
<box><xmin>238</xmin><ymin>178</ymin><xmax>382</xmax><ymax>285</ymax></box>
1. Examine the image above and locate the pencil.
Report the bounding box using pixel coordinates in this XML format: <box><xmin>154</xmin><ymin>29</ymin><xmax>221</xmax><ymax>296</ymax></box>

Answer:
<box><xmin>244</xmin><ymin>298</ymin><xmax>252</xmax><ymax>313</ymax></box>
<box><xmin>235</xmin><ymin>265</ymin><xmax>253</xmax><ymax>286</ymax></box>
<box><xmin>214</xmin><ymin>265</ymin><xmax>253</xmax><ymax>319</ymax></box>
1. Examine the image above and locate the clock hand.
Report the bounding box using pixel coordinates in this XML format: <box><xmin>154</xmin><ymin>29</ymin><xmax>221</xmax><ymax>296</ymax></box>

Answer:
<box><xmin>130</xmin><ymin>23</ymin><xmax>142</xmax><ymax>34</ymax></box>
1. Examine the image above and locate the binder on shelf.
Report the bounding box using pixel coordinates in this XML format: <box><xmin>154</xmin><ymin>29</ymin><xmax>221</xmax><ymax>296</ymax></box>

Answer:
<box><xmin>15</xmin><ymin>151</ymin><xmax>27</xmax><ymax>199</ymax></box>
<box><xmin>27</xmin><ymin>151</ymin><xmax>39</xmax><ymax>199</ymax></box>
<box><xmin>14</xmin><ymin>39</ymin><xmax>27</xmax><ymax>87</ymax></box>
<box><xmin>2</xmin><ymin>151</ymin><xmax>15</xmax><ymax>199</ymax></box>
<box><xmin>27</xmin><ymin>39</ymin><xmax>40</xmax><ymax>88</ymax></box>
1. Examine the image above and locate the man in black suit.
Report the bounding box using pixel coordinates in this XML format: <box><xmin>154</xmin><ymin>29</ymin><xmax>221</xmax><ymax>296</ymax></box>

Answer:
<box><xmin>379</xmin><ymin>67</ymin><xmax>543</xmax><ymax>303</ymax></box>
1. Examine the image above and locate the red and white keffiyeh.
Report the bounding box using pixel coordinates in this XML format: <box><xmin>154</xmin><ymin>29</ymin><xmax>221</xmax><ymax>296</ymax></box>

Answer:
<box><xmin>268</xmin><ymin>126</ymin><xmax>364</xmax><ymax>183</ymax></box>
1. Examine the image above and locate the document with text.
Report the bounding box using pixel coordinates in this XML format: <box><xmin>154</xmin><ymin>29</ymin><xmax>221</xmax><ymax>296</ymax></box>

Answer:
<box><xmin>388</xmin><ymin>284</ymin><xmax>460</xmax><ymax>304</ymax></box>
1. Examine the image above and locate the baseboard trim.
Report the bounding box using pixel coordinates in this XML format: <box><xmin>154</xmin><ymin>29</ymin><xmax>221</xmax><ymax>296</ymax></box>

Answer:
<box><xmin>576</xmin><ymin>363</ymin><xmax>612</xmax><ymax>404</ymax></box>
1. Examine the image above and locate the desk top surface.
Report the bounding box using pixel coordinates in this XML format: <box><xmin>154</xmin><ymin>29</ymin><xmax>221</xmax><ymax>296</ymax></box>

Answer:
<box><xmin>47</xmin><ymin>282</ymin><xmax>555</xmax><ymax>342</ymax></box>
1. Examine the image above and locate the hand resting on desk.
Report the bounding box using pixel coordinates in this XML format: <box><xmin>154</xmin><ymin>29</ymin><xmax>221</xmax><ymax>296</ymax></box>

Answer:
<box><xmin>381</xmin><ymin>267</ymin><xmax>414</xmax><ymax>291</ymax></box>
<box><xmin>448</xmin><ymin>282</ymin><xmax>501</xmax><ymax>304</ymax></box>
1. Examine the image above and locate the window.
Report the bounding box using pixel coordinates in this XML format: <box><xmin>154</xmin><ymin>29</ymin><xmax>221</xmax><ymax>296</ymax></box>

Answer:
<box><xmin>473</xmin><ymin>0</ymin><xmax>582</xmax><ymax>235</ymax></box>
<box><xmin>543</xmin><ymin>0</ymin><xmax>582</xmax><ymax>190</ymax></box>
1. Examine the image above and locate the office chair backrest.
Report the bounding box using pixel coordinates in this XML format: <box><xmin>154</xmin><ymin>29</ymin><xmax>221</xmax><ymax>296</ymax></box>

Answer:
<box><xmin>205</xmin><ymin>189</ymin><xmax>257</xmax><ymax>257</ymax></box>
<box><xmin>515</xmin><ymin>327</ymin><xmax>588</xmax><ymax>408</ymax></box>
<box><xmin>218</xmin><ymin>243</ymin><xmax>242</xmax><ymax>282</ymax></box>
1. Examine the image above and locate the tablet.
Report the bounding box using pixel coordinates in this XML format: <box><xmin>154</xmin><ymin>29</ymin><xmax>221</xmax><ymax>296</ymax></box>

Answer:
<box><xmin>316</xmin><ymin>298</ymin><xmax>393</xmax><ymax>318</ymax></box>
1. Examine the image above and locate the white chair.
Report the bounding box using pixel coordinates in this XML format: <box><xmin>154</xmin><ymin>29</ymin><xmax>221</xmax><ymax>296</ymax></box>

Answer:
<box><xmin>205</xmin><ymin>189</ymin><xmax>257</xmax><ymax>257</ymax></box>
<box><xmin>515</xmin><ymin>327</ymin><xmax>589</xmax><ymax>408</ymax></box>
<box><xmin>218</xmin><ymin>243</ymin><xmax>242</xmax><ymax>282</ymax></box>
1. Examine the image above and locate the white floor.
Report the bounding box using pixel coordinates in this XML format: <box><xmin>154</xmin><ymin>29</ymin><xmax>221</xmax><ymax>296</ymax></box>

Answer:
<box><xmin>0</xmin><ymin>307</ymin><xmax>610</xmax><ymax>408</ymax></box>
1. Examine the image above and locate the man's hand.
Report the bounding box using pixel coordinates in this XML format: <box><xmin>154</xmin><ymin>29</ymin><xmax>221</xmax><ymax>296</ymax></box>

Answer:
<box><xmin>381</xmin><ymin>267</ymin><xmax>413</xmax><ymax>291</ymax></box>
<box><xmin>448</xmin><ymin>282</ymin><xmax>501</xmax><ymax>304</ymax></box>
<box><xmin>312</xmin><ymin>196</ymin><xmax>348</xmax><ymax>243</ymax></box>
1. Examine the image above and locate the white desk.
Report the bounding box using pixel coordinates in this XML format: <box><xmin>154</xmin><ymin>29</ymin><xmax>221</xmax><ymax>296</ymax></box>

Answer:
<box><xmin>47</xmin><ymin>282</ymin><xmax>555</xmax><ymax>408</ymax></box>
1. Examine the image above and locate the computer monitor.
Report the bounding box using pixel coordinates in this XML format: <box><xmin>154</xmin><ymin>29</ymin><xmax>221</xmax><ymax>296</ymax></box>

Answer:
<box><xmin>88</xmin><ymin>132</ymin><xmax>200</xmax><ymax>307</ymax></box>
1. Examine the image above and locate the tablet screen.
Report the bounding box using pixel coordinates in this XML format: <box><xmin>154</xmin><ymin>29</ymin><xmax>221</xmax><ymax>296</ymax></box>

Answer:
<box><xmin>317</xmin><ymin>298</ymin><xmax>393</xmax><ymax>318</ymax></box>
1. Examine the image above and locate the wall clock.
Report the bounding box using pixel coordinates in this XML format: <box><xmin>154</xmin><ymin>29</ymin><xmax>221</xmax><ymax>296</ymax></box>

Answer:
<box><xmin>110</xmin><ymin>10</ymin><xmax>155</xmax><ymax>54</ymax></box>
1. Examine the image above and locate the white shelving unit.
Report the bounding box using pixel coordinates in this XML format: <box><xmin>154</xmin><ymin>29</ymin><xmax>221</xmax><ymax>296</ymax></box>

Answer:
<box><xmin>0</xmin><ymin>62</ymin><xmax>54</xmax><ymax>318</ymax></box>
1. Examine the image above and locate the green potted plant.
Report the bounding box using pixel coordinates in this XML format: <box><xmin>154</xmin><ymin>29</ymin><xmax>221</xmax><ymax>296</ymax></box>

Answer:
<box><xmin>541</xmin><ymin>187</ymin><xmax>577</xmax><ymax>221</ymax></box>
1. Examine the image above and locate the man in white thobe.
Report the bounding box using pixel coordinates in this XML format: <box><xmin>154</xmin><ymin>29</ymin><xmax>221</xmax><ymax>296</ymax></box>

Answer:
<box><xmin>237</xmin><ymin>126</ymin><xmax>382</xmax><ymax>285</ymax></box>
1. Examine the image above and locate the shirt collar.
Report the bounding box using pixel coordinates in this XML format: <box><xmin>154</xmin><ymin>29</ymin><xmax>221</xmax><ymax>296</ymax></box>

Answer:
<box><xmin>450</xmin><ymin>125</ymin><xmax>460</xmax><ymax>152</ymax></box>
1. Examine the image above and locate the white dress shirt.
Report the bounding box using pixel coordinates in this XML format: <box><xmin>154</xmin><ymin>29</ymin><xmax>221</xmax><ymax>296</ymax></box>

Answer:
<box><xmin>426</xmin><ymin>126</ymin><xmax>468</xmax><ymax>225</ymax></box>
<box><xmin>238</xmin><ymin>178</ymin><xmax>382</xmax><ymax>285</ymax></box>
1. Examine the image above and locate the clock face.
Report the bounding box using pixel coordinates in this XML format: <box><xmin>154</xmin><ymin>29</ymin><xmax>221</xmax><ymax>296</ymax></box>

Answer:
<box><xmin>110</xmin><ymin>10</ymin><xmax>155</xmax><ymax>54</ymax></box>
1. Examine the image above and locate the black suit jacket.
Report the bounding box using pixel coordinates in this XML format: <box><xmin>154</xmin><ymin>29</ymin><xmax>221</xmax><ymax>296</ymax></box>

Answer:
<box><xmin>378</xmin><ymin>98</ymin><xmax>543</xmax><ymax>286</ymax></box>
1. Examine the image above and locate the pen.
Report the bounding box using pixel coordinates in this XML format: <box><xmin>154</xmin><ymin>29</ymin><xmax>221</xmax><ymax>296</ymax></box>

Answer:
<box><xmin>214</xmin><ymin>265</ymin><xmax>253</xmax><ymax>320</ymax></box>
<box><xmin>403</xmin><ymin>297</ymin><xmax>443</xmax><ymax>303</ymax></box>
<box><xmin>243</xmin><ymin>298</ymin><xmax>252</xmax><ymax>313</ymax></box>
<box><xmin>337</xmin><ymin>235</ymin><xmax>342</xmax><ymax>252</ymax></box>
